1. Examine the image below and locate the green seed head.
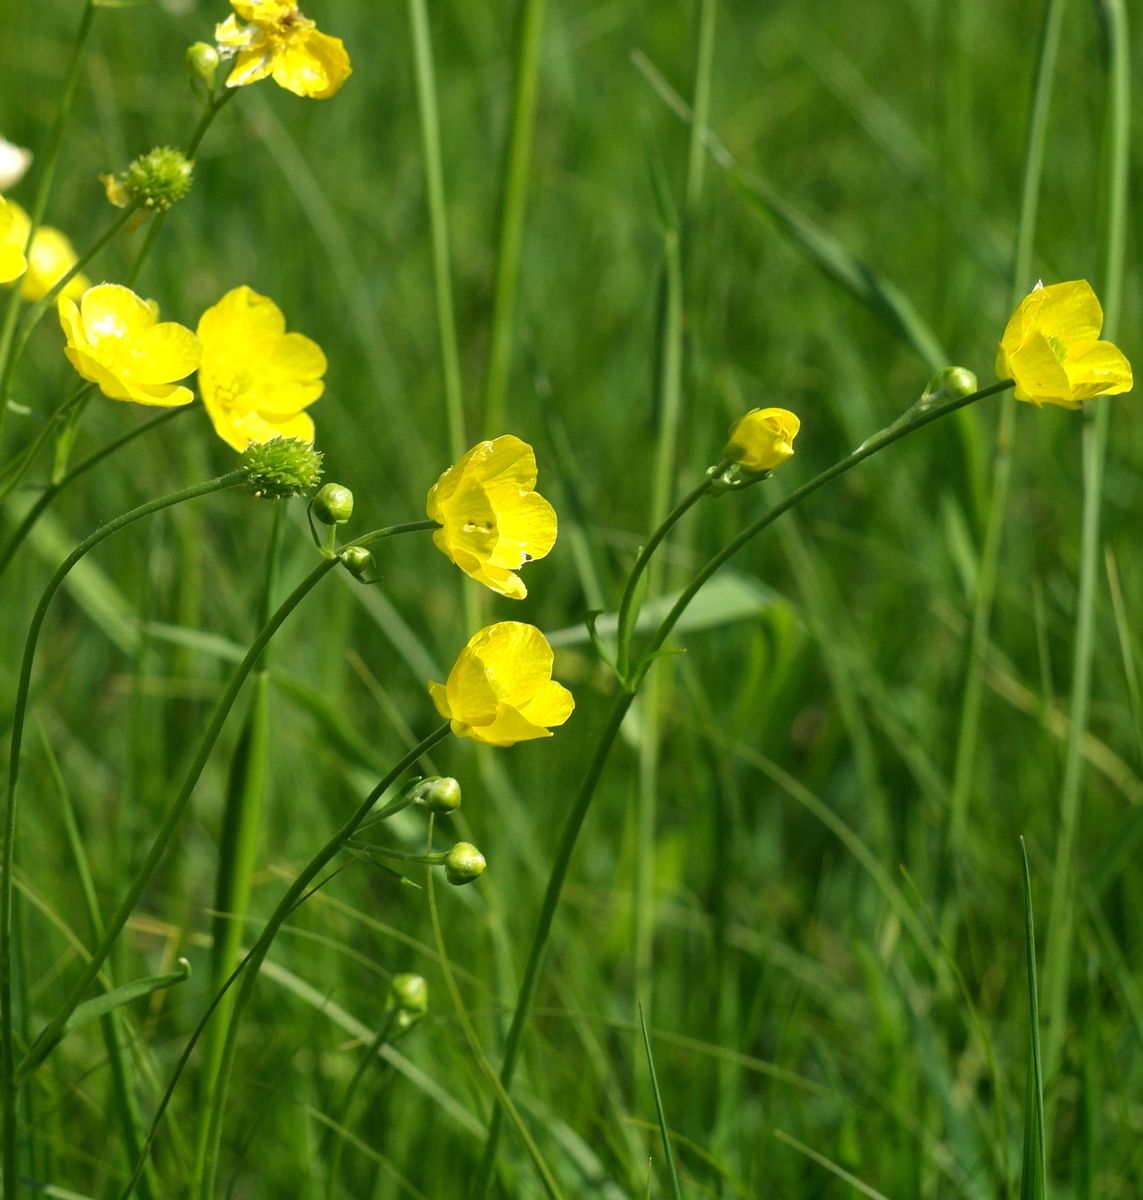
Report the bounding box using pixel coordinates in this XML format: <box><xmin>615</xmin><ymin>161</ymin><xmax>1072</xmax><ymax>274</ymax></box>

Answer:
<box><xmin>241</xmin><ymin>437</ymin><xmax>324</xmax><ymax>499</ymax></box>
<box><xmin>109</xmin><ymin>147</ymin><xmax>195</xmax><ymax>213</ymax></box>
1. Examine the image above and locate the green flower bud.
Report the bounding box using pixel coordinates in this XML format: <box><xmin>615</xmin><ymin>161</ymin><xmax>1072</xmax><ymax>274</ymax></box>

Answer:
<box><xmin>241</xmin><ymin>437</ymin><xmax>324</xmax><ymax>499</ymax></box>
<box><xmin>443</xmin><ymin>842</ymin><xmax>486</xmax><ymax>886</ymax></box>
<box><xmin>409</xmin><ymin>776</ymin><xmax>462</xmax><ymax>813</ymax></box>
<box><xmin>921</xmin><ymin>366</ymin><xmax>978</xmax><ymax>405</ymax></box>
<box><xmin>391</xmin><ymin>973</ymin><xmax>428</xmax><ymax>1016</ymax></box>
<box><xmin>186</xmin><ymin>42</ymin><xmax>220</xmax><ymax>88</ymax></box>
<box><xmin>313</xmin><ymin>483</ymin><xmax>354</xmax><ymax>525</ymax></box>
<box><xmin>339</xmin><ymin>545</ymin><xmax>374</xmax><ymax>581</ymax></box>
<box><xmin>104</xmin><ymin>147</ymin><xmax>194</xmax><ymax>213</ymax></box>
<box><xmin>391</xmin><ymin>972</ymin><xmax>428</xmax><ymax>1034</ymax></box>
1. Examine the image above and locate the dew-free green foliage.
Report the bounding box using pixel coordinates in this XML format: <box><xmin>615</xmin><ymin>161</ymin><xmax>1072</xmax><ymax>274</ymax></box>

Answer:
<box><xmin>0</xmin><ymin>1</ymin><xmax>1140</xmax><ymax>1197</ymax></box>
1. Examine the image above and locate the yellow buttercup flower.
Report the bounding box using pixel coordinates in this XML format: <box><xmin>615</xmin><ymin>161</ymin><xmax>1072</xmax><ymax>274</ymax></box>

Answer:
<box><xmin>215</xmin><ymin>1</ymin><xmax>352</xmax><ymax>99</ymax></box>
<box><xmin>0</xmin><ymin>200</ymin><xmax>90</xmax><ymax>300</ymax></box>
<box><xmin>0</xmin><ymin>198</ymin><xmax>25</xmax><ymax>284</ymax></box>
<box><xmin>429</xmin><ymin>622</ymin><xmax>574</xmax><ymax>748</ymax></box>
<box><xmin>427</xmin><ymin>435</ymin><xmax>557</xmax><ymax>600</ymax></box>
<box><xmin>59</xmin><ymin>284</ymin><xmax>201</xmax><ymax>406</ymax></box>
<box><xmin>196</xmin><ymin>285</ymin><xmax>326</xmax><ymax>451</ymax></box>
<box><xmin>996</xmin><ymin>280</ymin><xmax>1133</xmax><ymax>409</ymax></box>
<box><xmin>724</xmin><ymin>407</ymin><xmax>800</xmax><ymax>474</ymax></box>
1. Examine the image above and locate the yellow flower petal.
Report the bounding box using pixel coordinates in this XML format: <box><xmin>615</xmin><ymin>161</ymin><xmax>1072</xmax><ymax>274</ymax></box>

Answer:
<box><xmin>131</xmin><ymin>321</ymin><xmax>203</xmax><ymax>384</ymax></box>
<box><xmin>427</xmin><ymin>435</ymin><xmax>557</xmax><ymax>598</ymax></box>
<box><xmin>197</xmin><ymin>285</ymin><xmax>325</xmax><ymax>451</ymax></box>
<box><xmin>218</xmin><ymin>3</ymin><xmax>350</xmax><ymax>99</ymax></box>
<box><xmin>997</xmin><ymin>280</ymin><xmax>1132</xmax><ymax>408</ymax></box>
<box><xmin>429</xmin><ymin>622</ymin><xmax>573</xmax><ymax>747</ymax></box>
<box><xmin>0</xmin><ymin>198</ymin><xmax>27</xmax><ymax>284</ymax></box>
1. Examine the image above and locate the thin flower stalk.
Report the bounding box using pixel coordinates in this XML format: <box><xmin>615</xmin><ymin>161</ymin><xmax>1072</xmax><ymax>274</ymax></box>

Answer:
<box><xmin>190</xmin><ymin>724</ymin><xmax>452</xmax><ymax>1200</ymax></box>
<box><xmin>469</xmin><ymin>379</ymin><xmax>1010</xmax><ymax>1197</ymax></box>
<box><xmin>0</xmin><ymin>0</ymin><xmax>97</xmax><ymax>441</ymax></box>
<box><xmin>1</xmin><ymin>470</ymin><xmax>245</xmax><ymax>1195</ymax></box>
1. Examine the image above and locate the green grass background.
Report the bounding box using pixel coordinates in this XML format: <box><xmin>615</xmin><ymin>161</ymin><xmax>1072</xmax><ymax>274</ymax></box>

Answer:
<box><xmin>1</xmin><ymin>0</ymin><xmax>1141</xmax><ymax>1195</ymax></box>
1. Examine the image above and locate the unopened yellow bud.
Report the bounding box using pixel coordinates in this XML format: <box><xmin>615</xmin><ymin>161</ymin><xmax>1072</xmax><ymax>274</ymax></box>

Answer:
<box><xmin>724</xmin><ymin>407</ymin><xmax>800</xmax><ymax>475</ymax></box>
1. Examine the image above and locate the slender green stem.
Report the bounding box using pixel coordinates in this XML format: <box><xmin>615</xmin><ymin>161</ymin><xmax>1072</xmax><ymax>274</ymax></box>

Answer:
<box><xmin>683</xmin><ymin>0</ymin><xmax>718</xmax><ymax>218</ymax></box>
<box><xmin>481</xmin><ymin>0</ymin><xmax>547</xmax><ymax>437</ymax></box>
<box><xmin>353</xmin><ymin>518</ymin><xmax>438</xmax><ymax>549</ymax></box>
<box><xmin>406</xmin><ymin>0</ymin><xmax>466</xmax><ymax>464</ymax></box>
<box><xmin>0</xmin><ymin>470</ymin><xmax>243</xmax><ymax>1197</ymax></box>
<box><xmin>0</xmin><ymin>0</ymin><xmax>97</xmax><ymax>441</ymax></box>
<box><xmin>12</xmin><ymin>548</ymin><xmax>339</xmax><ymax>1095</ymax></box>
<box><xmin>0</xmin><ymin>386</ymin><xmax>93</xmax><ymax>505</ymax></box>
<box><xmin>1041</xmin><ymin>0</ymin><xmax>1129</xmax><ymax>1093</ymax></box>
<box><xmin>194</xmin><ymin>725</ymin><xmax>452</xmax><ymax>1200</ymax></box>
<box><xmin>945</xmin><ymin>0</ymin><xmax>1066</xmax><ymax>861</ymax></box>
<box><xmin>0</xmin><ymin>406</ymin><xmax>186</xmax><ymax>579</ymax></box>
<box><xmin>124</xmin><ymin>90</ymin><xmax>238</xmax><ymax>290</ymax></box>
<box><xmin>191</xmin><ymin>505</ymin><xmax>284</xmax><ymax>1192</ymax></box>
<box><xmin>469</xmin><ymin>380</ymin><xmax>1008</xmax><ymax>1198</ymax></box>
<box><xmin>615</xmin><ymin>471</ymin><xmax>717</xmax><ymax>682</ymax></box>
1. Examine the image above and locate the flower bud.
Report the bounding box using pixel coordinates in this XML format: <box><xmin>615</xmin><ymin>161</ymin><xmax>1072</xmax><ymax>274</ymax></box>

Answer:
<box><xmin>241</xmin><ymin>437</ymin><xmax>324</xmax><ymax>499</ymax></box>
<box><xmin>443</xmin><ymin>842</ymin><xmax>486</xmax><ymax>886</ymax></box>
<box><xmin>313</xmin><ymin>482</ymin><xmax>354</xmax><ymax>525</ymax></box>
<box><xmin>723</xmin><ymin>407</ymin><xmax>800</xmax><ymax>475</ymax></box>
<box><xmin>921</xmin><ymin>366</ymin><xmax>978</xmax><ymax>405</ymax></box>
<box><xmin>103</xmin><ymin>147</ymin><xmax>195</xmax><ymax>213</ymax></box>
<box><xmin>339</xmin><ymin>545</ymin><xmax>374</xmax><ymax>581</ymax></box>
<box><xmin>186</xmin><ymin>42</ymin><xmax>221</xmax><ymax>87</ymax></box>
<box><xmin>391</xmin><ymin>973</ymin><xmax>428</xmax><ymax>1015</ymax></box>
<box><xmin>391</xmin><ymin>972</ymin><xmax>429</xmax><ymax>1033</ymax></box>
<box><xmin>410</xmin><ymin>776</ymin><xmax>462</xmax><ymax>813</ymax></box>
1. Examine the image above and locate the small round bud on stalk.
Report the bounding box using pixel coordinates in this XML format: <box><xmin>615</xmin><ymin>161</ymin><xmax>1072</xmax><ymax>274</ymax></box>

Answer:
<box><xmin>241</xmin><ymin>437</ymin><xmax>324</xmax><ymax>499</ymax></box>
<box><xmin>313</xmin><ymin>483</ymin><xmax>354</xmax><ymax>525</ymax></box>
<box><xmin>186</xmin><ymin>42</ymin><xmax>221</xmax><ymax>88</ymax></box>
<box><xmin>920</xmin><ymin>366</ymin><xmax>978</xmax><ymax>406</ymax></box>
<box><xmin>103</xmin><ymin>148</ymin><xmax>195</xmax><ymax>213</ymax></box>
<box><xmin>410</xmin><ymin>776</ymin><xmax>462</xmax><ymax>813</ymax></box>
<box><xmin>391</xmin><ymin>972</ymin><xmax>429</xmax><ymax>1033</ymax></box>
<box><xmin>443</xmin><ymin>842</ymin><xmax>486</xmax><ymax>886</ymax></box>
<box><xmin>724</xmin><ymin>407</ymin><xmax>800</xmax><ymax>475</ymax></box>
<box><xmin>339</xmin><ymin>545</ymin><xmax>374</xmax><ymax>581</ymax></box>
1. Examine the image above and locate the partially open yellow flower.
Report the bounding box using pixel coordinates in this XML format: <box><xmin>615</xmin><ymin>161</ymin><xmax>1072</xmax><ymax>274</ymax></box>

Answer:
<box><xmin>216</xmin><ymin>1</ymin><xmax>351</xmax><ymax>99</ymax></box>
<box><xmin>59</xmin><ymin>284</ymin><xmax>201</xmax><ymax>406</ymax></box>
<box><xmin>724</xmin><ymin>407</ymin><xmax>800</xmax><ymax>474</ymax></box>
<box><xmin>996</xmin><ymin>280</ymin><xmax>1133</xmax><ymax>409</ymax></box>
<box><xmin>427</xmin><ymin>435</ymin><xmax>557</xmax><ymax>600</ymax></box>
<box><xmin>196</xmin><ymin>285</ymin><xmax>325</xmax><ymax>451</ymax></box>
<box><xmin>429</xmin><ymin>622</ymin><xmax>574</xmax><ymax>747</ymax></box>
<box><xmin>0</xmin><ymin>198</ymin><xmax>25</xmax><ymax>284</ymax></box>
<box><xmin>0</xmin><ymin>200</ymin><xmax>90</xmax><ymax>300</ymax></box>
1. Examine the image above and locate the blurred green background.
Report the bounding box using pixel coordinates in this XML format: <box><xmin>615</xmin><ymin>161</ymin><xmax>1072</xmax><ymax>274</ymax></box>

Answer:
<box><xmin>1</xmin><ymin>0</ymin><xmax>1141</xmax><ymax>1195</ymax></box>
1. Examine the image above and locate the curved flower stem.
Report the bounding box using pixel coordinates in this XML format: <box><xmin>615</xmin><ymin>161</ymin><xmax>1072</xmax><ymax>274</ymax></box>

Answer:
<box><xmin>0</xmin><ymin>406</ymin><xmax>187</xmax><ymax>579</ymax></box>
<box><xmin>352</xmin><ymin>518</ymin><xmax>439</xmax><ymax>549</ymax></box>
<box><xmin>468</xmin><ymin>380</ymin><xmax>1010</xmax><ymax>1197</ymax></box>
<box><xmin>0</xmin><ymin>469</ymin><xmax>244</xmax><ymax>1198</ymax></box>
<box><xmin>192</xmin><ymin>725</ymin><xmax>452</xmax><ymax>1200</ymax></box>
<box><xmin>0</xmin><ymin>0</ymin><xmax>97</xmax><ymax>442</ymax></box>
<box><xmin>614</xmin><ymin>468</ymin><xmax>721</xmax><ymax>684</ymax></box>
